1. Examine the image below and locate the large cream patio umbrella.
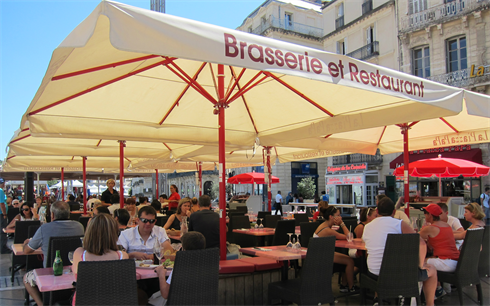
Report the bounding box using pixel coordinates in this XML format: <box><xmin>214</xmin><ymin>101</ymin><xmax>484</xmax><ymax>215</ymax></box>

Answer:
<box><xmin>20</xmin><ymin>1</ymin><xmax>489</xmax><ymax>258</ymax></box>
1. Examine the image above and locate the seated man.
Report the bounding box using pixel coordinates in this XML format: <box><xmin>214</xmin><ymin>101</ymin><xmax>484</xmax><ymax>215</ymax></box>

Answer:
<box><xmin>108</xmin><ymin>193</ymin><xmax>121</xmax><ymax>215</ymax></box>
<box><xmin>114</xmin><ymin>208</ymin><xmax>130</xmax><ymax>233</ymax></box>
<box><xmin>23</xmin><ymin>201</ymin><xmax>85</xmax><ymax>306</ymax></box>
<box><xmin>437</xmin><ymin>202</ymin><xmax>463</xmax><ymax>249</ymax></box>
<box><xmin>118</xmin><ymin>206</ymin><xmax>173</xmax><ymax>259</ymax></box>
<box><xmin>153</xmin><ymin>231</ymin><xmax>206</xmax><ymax>303</ymax></box>
<box><xmin>363</xmin><ymin>197</ymin><xmax>437</xmax><ymax>306</ymax></box>
<box><xmin>67</xmin><ymin>194</ymin><xmax>80</xmax><ymax>211</ymax></box>
<box><xmin>188</xmin><ymin>195</ymin><xmax>219</xmax><ymax>249</ymax></box>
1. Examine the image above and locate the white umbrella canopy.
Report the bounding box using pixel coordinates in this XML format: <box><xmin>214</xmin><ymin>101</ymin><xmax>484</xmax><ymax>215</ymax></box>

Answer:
<box><xmin>21</xmin><ymin>0</ymin><xmax>486</xmax><ymax>149</ymax></box>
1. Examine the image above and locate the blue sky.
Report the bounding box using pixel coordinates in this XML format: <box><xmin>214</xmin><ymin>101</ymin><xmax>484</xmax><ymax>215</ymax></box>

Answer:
<box><xmin>0</xmin><ymin>0</ymin><xmax>265</xmax><ymax>161</ymax></box>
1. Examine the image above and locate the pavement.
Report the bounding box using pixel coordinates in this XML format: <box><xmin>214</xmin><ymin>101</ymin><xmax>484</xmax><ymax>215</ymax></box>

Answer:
<box><xmin>0</xmin><ymin>235</ymin><xmax>488</xmax><ymax>305</ymax></box>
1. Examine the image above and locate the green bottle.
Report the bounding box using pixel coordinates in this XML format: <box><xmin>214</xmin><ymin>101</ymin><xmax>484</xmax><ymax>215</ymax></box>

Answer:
<box><xmin>53</xmin><ymin>250</ymin><xmax>63</xmax><ymax>276</ymax></box>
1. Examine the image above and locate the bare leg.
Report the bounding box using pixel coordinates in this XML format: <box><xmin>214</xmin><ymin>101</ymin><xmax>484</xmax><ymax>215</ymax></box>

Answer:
<box><xmin>23</xmin><ymin>275</ymin><xmax>43</xmax><ymax>306</ymax></box>
<box><xmin>334</xmin><ymin>252</ymin><xmax>355</xmax><ymax>288</ymax></box>
<box><xmin>422</xmin><ymin>264</ymin><xmax>437</xmax><ymax>306</ymax></box>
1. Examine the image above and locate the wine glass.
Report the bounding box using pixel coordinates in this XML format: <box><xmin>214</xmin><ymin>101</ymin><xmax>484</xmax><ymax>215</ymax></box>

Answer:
<box><xmin>153</xmin><ymin>241</ymin><xmax>164</xmax><ymax>265</ymax></box>
<box><xmin>258</xmin><ymin>218</ymin><xmax>264</xmax><ymax>229</ymax></box>
<box><xmin>68</xmin><ymin>251</ymin><xmax>74</xmax><ymax>264</ymax></box>
<box><xmin>293</xmin><ymin>237</ymin><xmax>301</xmax><ymax>253</ymax></box>
<box><xmin>286</xmin><ymin>233</ymin><xmax>294</xmax><ymax>252</ymax></box>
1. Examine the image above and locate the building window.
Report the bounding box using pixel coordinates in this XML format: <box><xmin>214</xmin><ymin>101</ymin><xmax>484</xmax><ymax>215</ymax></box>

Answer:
<box><xmin>336</xmin><ymin>3</ymin><xmax>344</xmax><ymax>29</ymax></box>
<box><xmin>362</xmin><ymin>0</ymin><xmax>373</xmax><ymax>15</ymax></box>
<box><xmin>248</xmin><ymin>26</ymin><xmax>252</xmax><ymax>33</ymax></box>
<box><xmin>337</xmin><ymin>40</ymin><xmax>346</xmax><ymax>55</ymax></box>
<box><xmin>408</xmin><ymin>0</ymin><xmax>428</xmax><ymax>14</ymax></box>
<box><xmin>412</xmin><ymin>46</ymin><xmax>430</xmax><ymax>77</ymax></box>
<box><xmin>446</xmin><ymin>36</ymin><xmax>467</xmax><ymax>72</ymax></box>
<box><xmin>285</xmin><ymin>12</ymin><xmax>293</xmax><ymax>30</ymax></box>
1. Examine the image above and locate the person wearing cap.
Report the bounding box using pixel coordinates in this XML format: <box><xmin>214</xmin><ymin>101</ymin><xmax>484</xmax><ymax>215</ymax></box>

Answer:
<box><xmin>0</xmin><ymin>177</ymin><xmax>11</xmax><ymax>254</ymax></box>
<box><xmin>419</xmin><ymin>203</ymin><xmax>460</xmax><ymax>299</ymax></box>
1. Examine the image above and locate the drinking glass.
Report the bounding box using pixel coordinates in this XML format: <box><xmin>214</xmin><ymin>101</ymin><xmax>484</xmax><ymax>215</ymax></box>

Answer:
<box><xmin>153</xmin><ymin>241</ymin><xmax>164</xmax><ymax>264</ymax></box>
<box><xmin>411</xmin><ymin>217</ymin><xmax>419</xmax><ymax>232</ymax></box>
<box><xmin>68</xmin><ymin>251</ymin><xmax>74</xmax><ymax>264</ymax></box>
<box><xmin>286</xmin><ymin>233</ymin><xmax>293</xmax><ymax>252</ymax></box>
<box><xmin>346</xmin><ymin>232</ymin><xmax>354</xmax><ymax>243</ymax></box>
<box><xmin>258</xmin><ymin>218</ymin><xmax>264</xmax><ymax>229</ymax></box>
<box><xmin>293</xmin><ymin>237</ymin><xmax>301</xmax><ymax>253</ymax></box>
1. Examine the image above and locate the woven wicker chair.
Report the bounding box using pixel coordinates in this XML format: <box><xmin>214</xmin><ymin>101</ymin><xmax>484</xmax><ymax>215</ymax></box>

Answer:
<box><xmin>271</xmin><ymin>220</ymin><xmax>296</xmax><ymax>246</ymax></box>
<box><xmin>229</xmin><ymin>215</ymin><xmax>255</xmax><ymax>247</ymax></box>
<box><xmin>7</xmin><ymin>207</ymin><xmax>19</xmax><ymax>224</ymax></box>
<box><xmin>78</xmin><ymin>216</ymin><xmax>90</xmax><ymax>231</ymax></box>
<box><xmin>257</xmin><ymin>211</ymin><xmax>271</xmax><ymax>226</ymax></box>
<box><xmin>360</xmin><ymin>234</ymin><xmax>420</xmax><ymax>306</ymax></box>
<box><xmin>11</xmin><ymin>221</ymin><xmax>40</xmax><ymax>282</ymax></box>
<box><xmin>24</xmin><ymin>225</ymin><xmax>42</xmax><ymax>306</ymax></box>
<box><xmin>75</xmin><ymin>259</ymin><xmax>138</xmax><ymax>305</ymax></box>
<box><xmin>167</xmin><ymin>248</ymin><xmax>220</xmax><ymax>305</ymax></box>
<box><xmin>438</xmin><ymin>228</ymin><xmax>485</xmax><ymax>306</ymax></box>
<box><xmin>299</xmin><ymin>221</ymin><xmax>320</xmax><ymax>248</ymax></box>
<box><xmin>479</xmin><ymin>226</ymin><xmax>489</xmax><ymax>278</ymax></box>
<box><xmin>268</xmin><ymin>236</ymin><xmax>336</xmax><ymax>305</ymax></box>
<box><xmin>264</xmin><ymin>215</ymin><xmax>281</xmax><ymax>228</ymax></box>
<box><xmin>293</xmin><ymin>213</ymin><xmax>309</xmax><ymax>226</ymax></box>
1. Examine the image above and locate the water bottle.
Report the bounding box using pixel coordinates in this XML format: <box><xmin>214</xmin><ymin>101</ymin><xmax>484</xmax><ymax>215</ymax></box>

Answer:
<box><xmin>39</xmin><ymin>206</ymin><xmax>46</xmax><ymax>224</ymax></box>
<box><xmin>53</xmin><ymin>250</ymin><xmax>63</xmax><ymax>276</ymax></box>
<box><xmin>180</xmin><ymin>216</ymin><xmax>188</xmax><ymax>237</ymax></box>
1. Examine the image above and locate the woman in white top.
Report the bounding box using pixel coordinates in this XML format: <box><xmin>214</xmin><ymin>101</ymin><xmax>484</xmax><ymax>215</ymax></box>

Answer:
<box><xmin>314</xmin><ymin>206</ymin><xmax>359</xmax><ymax>293</ymax></box>
<box><xmin>7</xmin><ymin>202</ymin><xmax>38</xmax><ymax>229</ymax></box>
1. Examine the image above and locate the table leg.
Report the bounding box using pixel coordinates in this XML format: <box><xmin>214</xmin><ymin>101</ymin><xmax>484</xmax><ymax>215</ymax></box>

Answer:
<box><xmin>281</xmin><ymin>260</ymin><xmax>289</xmax><ymax>280</ymax></box>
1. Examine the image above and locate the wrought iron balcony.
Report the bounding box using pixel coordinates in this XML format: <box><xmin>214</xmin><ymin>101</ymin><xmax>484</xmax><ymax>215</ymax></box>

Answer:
<box><xmin>362</xmin><ymin>0</ymin><xmax>373</xmax><ymax>15</ymax></box>
<box><xmin>335</xmin><ymin>15</ymin><xmax>344</xmax><ymax>29</ymax></box>
<box><xmin>400</xmin><ymin>0</ymin><xmax>490</xmax><ymax>33</ymax></box>
<box><xmin>251</xmin><ymin>16</ymin><xmax>323</xmax><ymax>38</ymax></box>
<box><xmin>333</xmin><ymin>151</ymin><xmax>383</xmax><ymax>166</ymax></box>
<box><xmin>346</xmin><ymin>41</ymin><xmax>379</xmax><ymax>61</ymax></box>
<box><xmin>425</xmin><ymin>67</ymin><xmax>490</xmax><ymax>88</ymax></box>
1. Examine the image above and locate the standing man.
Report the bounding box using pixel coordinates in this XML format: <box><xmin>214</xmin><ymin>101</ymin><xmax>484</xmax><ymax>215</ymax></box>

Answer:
<box><xmin>480</xmin><ymin>187</ymin><xmax>489</xmax><ymax>225</ymax></box>
<box><xmin>0</xmin><ymin>178</ymin><xmax>11</xmax><ymax>254</ymax></box>
<box><xmin>274</xmin><ymin>191</ymin><xmax>283</xmax><ymax>216</ymax></box>
<box><xmin>188</xmin><ymin>195</ymin><xmax>219</xmax><ymax>249</ymax></box>
<box><xmin>321</xmin><ymin>190</ymin><xmax>330</xmax><ymax>202</ymax></box>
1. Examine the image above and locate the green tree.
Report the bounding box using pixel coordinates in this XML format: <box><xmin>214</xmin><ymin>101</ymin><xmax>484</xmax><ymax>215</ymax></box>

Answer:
<box><xmin>47</xmin><ymin>180</ymin><xmax>58</xmax><ymax>186</ymax></box>
<box><xmin>296</xmin><ymin>177</ymin><xmax>316</xmax><ymax>199</ymax></box>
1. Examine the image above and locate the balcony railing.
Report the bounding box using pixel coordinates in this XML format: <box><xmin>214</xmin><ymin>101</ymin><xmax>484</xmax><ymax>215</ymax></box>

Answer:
<box><xmin>362</xmin><ymin>0</ymin><xmax>373</xmax><ymax>15</ymax></box>
<box><xmin>426</xmin><ymin>67</ymin><xmax>490</xmax><ymax>88</ymax></box>
<box><xmin>251</xmin><ymin>16</ymin><xmax>323</xmax><ymax>38</ymax></box>
<box><xmin>400</xmin><ymin>0</ymin><xmax>490</xmax><ymax>33</ymax></box>
<box><xmin>333</xmin><ymin>152</ymin><xmax>383</xmax><ymax>166</ymax></box>
<box><xmin>346</xmin><ymin>41</ymin><xmax>379</xmax><ymax>61</ymax></box>
<box><xmin>335</xmin><ymin>16</ymin><xmax>344</xmax><ymax>29</ymax></box>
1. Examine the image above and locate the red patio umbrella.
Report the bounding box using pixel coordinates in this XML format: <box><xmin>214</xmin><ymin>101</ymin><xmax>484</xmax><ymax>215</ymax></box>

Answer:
<box><xmin>228</xmin><ymin>172</ymin><xmax>280</xmax><ymax>185</ymax></box>
<box><xmin>393</xmin><ymin>156</ymin><xmax>489</xmax><ymax>197</ymax></box>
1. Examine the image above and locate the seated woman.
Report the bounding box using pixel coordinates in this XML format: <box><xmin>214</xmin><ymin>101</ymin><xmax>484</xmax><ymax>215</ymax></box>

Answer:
<box><xmin>164</xmin><ymin>198</ymin><xmax>191</xmax><ymax>237</ymax></box>
<box><xmin>312</xmin><ymin>200</ymin><xmax>328</xmax><ymax>222</ymax></box>
<box><xmin>190</xmin><ymin>197</ymin><xmax>199</xmax><ymax>214</ymax></box>
<box><xmin>354</xmin><ymin>207</ymin><xmax>377</xmax><ymax>239</ymax></box>
<box><xmin>125</xmin><ymin>197</ymin><xmax>139</xmax><ymax>226</ymax></box>
<box><xmin>71</xmin><ymin>213</ymin><xmax>129</xmax><ymax>305</ymax></box>
<box><xmin>453</xmin><ymin>202</ymin><xmax>485</xmax><ymax>240</ymax></box>
<box><xmin>7</xmin><ymin>202</ymin><xmax>38</xmax><ymax>229</ymax></box>
<box><xmin>314</xmin><ymin>206</ymin><xmax>359</xmax><ymax>293</ymax></box>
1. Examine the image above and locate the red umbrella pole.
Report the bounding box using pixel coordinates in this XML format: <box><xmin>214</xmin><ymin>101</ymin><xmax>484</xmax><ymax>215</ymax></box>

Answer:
<box><xmin>402</xmin><ymin>125</ymin><xmax>410</xmax><ymax>216</ymax></box>
<box><xmin>155</xmin><ymin>169</ymin><xmax>159</xmax><ymax>199</ymax></box>
<box><xmin>119</xmin><ymin>141</ymin><xmax>126</xmax><ymax>209</ymax></box>
<box><xmin>61</xmin><ymin>167</ymin><xmax>64</xmax><ymax>201</ymax></box>
<box><xmin>198</xmin><ymin>162</ymin><xmax>203</xmax><ymax>196</ymax></box>
<box><xmin>82</xmin><ymin>157</ymin><xmax>87</xmax><ymax>214</ymax></box>
<box><xmin>266</xmin><ymin>147</ymin><xmax>272</xmax><ymax>212</ymax></box>
<box><xmin>218</xmin><ymin>64</ymin><xmax>227</xmax><ymax>260</ymax></box>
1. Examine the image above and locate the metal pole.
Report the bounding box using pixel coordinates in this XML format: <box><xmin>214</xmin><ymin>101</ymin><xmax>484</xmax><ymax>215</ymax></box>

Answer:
<box><xmin>199</xmin><ymin>161</ymin><xmax>203</xmax><ymax>196</ymax></box>
<box><xmin>61</xmin><ymin>167</ymin><xmax>64</xmax><ymax>201</ymax></box>
<box><xmin>119</xmin><ymin>141</ymin><xmax>126</xmax><ymax>209</ymax></box>
<box><xmin>402</xmin><ymin>125</ymin><xmax>410</xmax><ymax>216</ymax></box>
<box><xmin>82</xmin><ymin>157</ymin><xmax>87</xmax><ymax>214</ymax></box>
<box><xmin>218</xmin><ymin>64</ymin><xmax>227</xmax><ymax>260</ymax></box>
<box><xmin>266</xmin><ymin>147</ymin><xmax>272</xmax><ymax>212</ymax></box>
<box><xmin>36</xmin><ymin>173</ymin><xmax>40</xmax><ymax>197</ymax></box>
<box><xmin>97</xmin><ymin>177</ymin><xmax>100</xmax><ymax>197</ymax></box>
<box><xmin>155</xmin><ymin>169</ymin><xmax>159</xmax><ymax>199</ymax></box>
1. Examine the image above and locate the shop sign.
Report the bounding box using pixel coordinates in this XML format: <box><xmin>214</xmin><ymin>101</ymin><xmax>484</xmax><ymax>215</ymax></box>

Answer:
<box><xmin>410</xmin><ymin>145</ymin><xmax>471</xmax><ymax>155</ymax></box>
<box><xmin>326</xmin><ymin>175</ymin><xmax>364</xmax><ymax>185</ymax></box>
<box><xmin>470</xmin><ymin>64</ymin><xmax>490</xmax><ymax>78</ymax></box>
<box><xmin>327</xmin><ymin>163</ymin><xmax>367</xmax><ymax>174</ymax></box>
<box><xmin>431</xmin><ymin>132</ymin><xmax>488</xmax><ymax>146</ymax></box>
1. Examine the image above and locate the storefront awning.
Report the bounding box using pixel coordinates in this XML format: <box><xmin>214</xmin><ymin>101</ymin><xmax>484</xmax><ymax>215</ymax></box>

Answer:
<box><xmin>389</xmin><ymin>148</ymin><xmax>482</xmax><ymax>169</ymax></box>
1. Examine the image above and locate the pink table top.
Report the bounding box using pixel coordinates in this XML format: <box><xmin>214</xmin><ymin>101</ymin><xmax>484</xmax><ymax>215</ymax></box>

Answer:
<box><xmin>3</xmin><ymin>228</ymin><xmax>15</xmax><ymax>234</ymax></box>
<box><xmin>33</xmin><ymin>266</ymin><xmax>171</xmax><ymax>292</ymax></box>
<box><xmin>70</xmin><ymin>211</ymin><xmax>87</xmax><ymax>214</ymax></box>
<box><xmin>239</xmin><ymin>246</ymin><xmax>307</xmax><ymax>261</ymax></box>
<box><xmin>233</xmin><ymin>226</ymin><xmax>301</xmax><ymax>236</ymax></box>
<box><xmin>12</xmin><ymin>243</ymin><xmax>42</xmax><ymax>255</ymax></box>
<box><xmin>335</xmin><ymin>238</ymin><xmax>366</xmax><ymax>250</ymax></box>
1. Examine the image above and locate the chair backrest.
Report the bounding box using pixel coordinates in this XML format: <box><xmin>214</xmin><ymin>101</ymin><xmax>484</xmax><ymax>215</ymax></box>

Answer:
<box><xmin>377</xmin><ymin>234</ymin><xmax>420</xmax><ymax>298</ymax></box>
<box><xmin>75</xmin><ymin>259</ymin><xmax>138</xmax><ymax>305</ymax></box>
<box><xmin>235</xmin><ymin>205</ymin><xmax>248</xmax><ymax>213</ymax></box>
<box><xmin>228</xmin><ymin>211</ymin><xmax>245</xmax><ymax>218</ymax></box>
<box><xmin>293</xmin><ymin>213</ymin><xmax>309</xmax><ymax>226</ymax></box>
<box><xmin>230</xmin><ymin>215</ymin><xmax>251</xmax><ymax>230</ymax></box>
<box><xmin>14</xmin><ymin>220</ymin><xmax>41</xmax><ymax>243</ymax></box>
<box><xmin>46</xmin><ymin>235</ymin><xmax>83</xmax><ymax>268</ymax></box>
<box><xmin>167</xmin><ymin>248</ymin><xmax>220</xmax><ymax>305</ymax></box>
<box><xmin>299</xmin><ymin>236</ymin><xmax>335</xmax><ymax>305</ymax></box>
<box><xmin>299</xmin><ymin>221</ymin><xmax>320</xmax><ymax>248</ymax></box>
<box><xmin>272</xmin><ymin>220</ymin><xmax>296</xmax><ymax>246</ymax></box>
<box><xmin>264</xmin><ymin>215</ymin><xmax>281</xmax><ymax>228</ymax></box>
<box><xmin>157</xmin><ymin>215</ymin><xmax>169</xmax><ymax>227</ymax></box>
<box><xmin>28</xmin><ymin>224</ymin><xmax>40</xmax><ymax>237</ymax></box>
<box><xmin>479</xmin><ymin>226</ymin><xmax>489</xmax><ymax>278</ymax></box>
<box><xmin>26</xmin><ymin>225</ymin><xmax>43</xmax><ymax>270</ymax></box>
<box><xmin>455</xmin><ymin>227</ymin><xmax>484</xmax><ymax>286</ymax></box>
<box><xmin>69</xmin><ymin>212</ymin><xmax>81</xmax><ymax>222</ymax></box>
<box><xmin>78</xmin><ymin>216</ymin><xmax>90</xmax><ymax>231</ymax></box>
<box><xmin>257</xmin><ymin>211</ymin><xmax>271</xmax><ymax>220</ymax></box>
<box><xmin>459</xmin><ymin>218</ymin><xmax>471</xmax><ymax>230</ymax></box>
<box><xmin>7</xmin><ymin>207</ymin><xmax>19</xmax><ymax>223</ymax></box>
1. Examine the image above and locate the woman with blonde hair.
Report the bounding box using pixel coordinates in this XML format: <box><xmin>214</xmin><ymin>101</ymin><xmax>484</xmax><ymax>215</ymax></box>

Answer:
<box><xmin>164</xmin><ymin>197</ymin><xmax>191</xmax><ymax>236</ymax></box>
<box><xmin>454</xmin><ymin>202</ymin><xmax>485</xmax><ymax>240</ymax></box>
<box><xmin>71</xmin><ymin>213</ymin><xmax>128</xmax><ymax>305</ymax></box>
<box><xmin>101</xmin><ymin>178</ymin><xmax>118</xmax><ymax>206</ymax></box>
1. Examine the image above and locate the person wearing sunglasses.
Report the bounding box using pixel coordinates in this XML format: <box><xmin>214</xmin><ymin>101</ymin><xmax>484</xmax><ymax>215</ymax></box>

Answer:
<box><xmin>118</xmin><ymin>206</ymin><xmax>173</xmax><ymax>260</ymax></box>
<box><xmin>7</xmin><ymin>202</ymin><xmax>39</xmax><ymax>229</ymax></box>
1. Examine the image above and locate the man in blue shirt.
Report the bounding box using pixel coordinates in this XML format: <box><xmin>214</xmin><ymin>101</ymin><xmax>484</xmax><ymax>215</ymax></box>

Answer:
<box><xmin>0</xmin><ymin>177</ymin><xmax>11</xmax><ymax>253</ymax></box>
<box><xmin>321</xmin><ymin>190</ymin><xmax>329</xmax><ymax>203</ymax></box>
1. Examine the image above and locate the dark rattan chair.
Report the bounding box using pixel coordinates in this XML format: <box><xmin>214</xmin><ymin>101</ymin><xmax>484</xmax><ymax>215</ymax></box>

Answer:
<box><xmin>459</xmin><ymin>218</ymin><xmax>471</xmax><ymax>230</ymax></box>
<box><xmin>257</xmin><ymin>211</ymin><xmax>271</xmax><ymax>226</ymax></box>
<box><xmin>11</xmin><ymin>220</ymin><xmax>40</xmax><ymax>282</ymax></box>
<box><xmin>229</xmin><ymin>215</ymin><xmax>255</xmax><ymax>247</ymax></box>
<box><xmin>78</xmin><ymin>216</ymin><xmax>90</xmax><ymax>231</ymax></box>
<box><xmin>268</xmin><ymin>236</ymin><xmax>336</xmax><ymax>305</ymax></box>
<box><xmin>157</xmin><ymin>215</ymin><xmax>169</xmax><ymax>227</ymax></box>
<box><xmin>479</xmin><ymin>226</ymin><xmax>489</xmax><ymax>278</ymax></box>
<box><xmin>299</xmin><ymin>221</ymin><xmax>320</xmax><ymax>248</ymax></box>
<box><xmin>7</xmin><ymin>207</ymin><xmax>19</xmax><ymax>223</ymax></box>
<box><xmin>24</xmin><ymin>225</ymin><xmax>42</xmax><ymax>305</ymax></box>
<box><xmin>264</xmin><ymin>215</ymin><xmax>281</xmax><ymax>228</ymax></box>
<box><xmin>438</xmin><ymin>228</ymin><xmax>485</xmax><ymax>306</ymax></box>
<box><xmin>75</xmin><ymin>259</ymin><xmax>138</xmax><ymax>305</ymax></box>
<box><xmin>293</xmin><ymin>213</ymin><xmax>309</xmax><ymax>226</ymax></box>
<box><xmin>69</xmin><ymin>212</ymin><xmax>81</xmax><ymax>222</ymax></box>
<box><xmin>167</xmin><ymin>248</ymin><xmax>220</xmax><ymax>305</ymax></box>
<box><xmin>360</xmin><ymin>234</ymin><xmax>421</xmax><ymax>306</ymax></box>
<box><xmin>271</xmin><ymin>220</ymin><xmax>296</xmax><ymax>246</ymax></box>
